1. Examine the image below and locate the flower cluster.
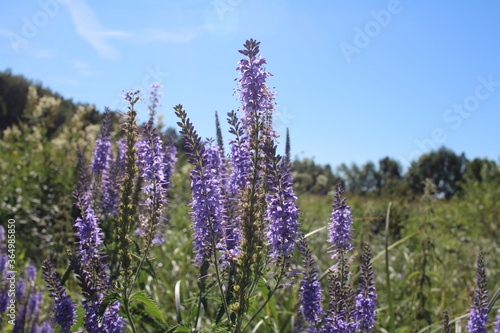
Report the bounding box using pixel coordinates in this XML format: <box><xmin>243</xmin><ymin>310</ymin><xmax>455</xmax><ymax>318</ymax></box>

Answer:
<box><xmin>90</xmin><ymin>109</ymin><xmax>112</xmax><ymax>180</ymax></box>
<box><xmin>264</xmin><ymin>145</ymin><xmax>299</xmax><ymax>259</ymax></box>
<box><xmin>354</xmin><ymin>243</ymin><xmax>377</xmax><ymax>332</ymax></box>
<box><xmin>467</xmin><ymin>252</ymin><xmax>489</xmax><ymax>333</ymax></box>
<box><xmin>42</xmin><ymin>259</ymin><xmax>76</xmax><ymax>332</ymax></box>
<box><xmin>236</xmin><ymin>38</ymin><xmax>275</xmax><ymax>138</ymax></box>
<box><xmin>298</xmin><ymin>235</ymin><xmax>324</xmax><ymax>326</ymax></box>
<box><xmin>136</xmin><ymin>119</ymin><xmax>168</xmax><ymax>244</ymax></box>
<box><xmin>328</xmin><ymin>183</ymin><xmax>354</xmax><ymax>259</ymax></box>
<box><xmin>176</xmin><ymin>107</ymin><xmax>225</xmax><ymax>264</ymax></box>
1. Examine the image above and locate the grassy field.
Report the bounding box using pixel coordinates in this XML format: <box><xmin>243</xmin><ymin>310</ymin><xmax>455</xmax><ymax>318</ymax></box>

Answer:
<box><xmin>1</xmin><ymin>48</ymin><xmax>500</xmax><ymax>332</ymax></box>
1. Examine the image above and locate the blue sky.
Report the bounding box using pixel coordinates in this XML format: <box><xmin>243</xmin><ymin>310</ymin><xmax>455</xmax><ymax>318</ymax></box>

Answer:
<box><xmin>2</xmin><ymin>0</ymin><xmax>500</xmax><ymax>170</ymax></box>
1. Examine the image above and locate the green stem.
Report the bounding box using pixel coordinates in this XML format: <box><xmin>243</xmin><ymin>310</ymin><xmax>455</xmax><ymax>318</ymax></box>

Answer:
<box><xmin>194</xmin><ymin>286</ymin><xmax>203</xmax><ymax>332</ymax></box>
<box><xmin>212</xmin><ymin>247</ymin><xmax>232</xmax><ymax>324</ymax></box>
<box><xmin>123</xmin><ymin>288</ymin><xmax>138</xmax><ymax>333</ymax></box>
<box><xmin>241</xmin><ymin>265</ymin><xmax>286</xmax><ymax>332</ymax></box>
<box><xmin>385</xmin><ymin>202</ymin><xmax>396</xmax><ymax>333</ymax></box>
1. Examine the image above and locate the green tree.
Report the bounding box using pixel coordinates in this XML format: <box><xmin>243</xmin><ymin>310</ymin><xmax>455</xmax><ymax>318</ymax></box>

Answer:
<box><xmin>463</xmin><ymin>157</ymin><xmax>500</xmax><ymax>183</ymax></box>
<box><xmin>406</xmin><ymin>147</ymin><xmax>466</xmax><ymax>199</ymax></box>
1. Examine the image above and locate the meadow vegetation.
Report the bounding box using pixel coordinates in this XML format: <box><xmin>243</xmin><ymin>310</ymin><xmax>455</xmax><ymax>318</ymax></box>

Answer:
<box><xmin>0</xmin><ymin>40</ymin><xmax>499</xmax><ymax>332</ymax></box>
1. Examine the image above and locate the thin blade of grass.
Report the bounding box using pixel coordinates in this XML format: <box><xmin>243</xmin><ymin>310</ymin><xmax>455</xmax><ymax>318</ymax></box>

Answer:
<box><xmin>175</xmin><ymin>280</ymin><xmax>183</xmax><ymax>324</ymax></box>
<box><xmin>385</xmin><ymin>202</ymin><xmax>396</xmax><ymax>333</ymax></box>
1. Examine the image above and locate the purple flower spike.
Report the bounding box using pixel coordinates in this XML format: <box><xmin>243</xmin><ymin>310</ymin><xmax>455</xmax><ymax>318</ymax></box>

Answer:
<box><xmin>467</xmin><ymin>252</ymin><xmax>488</xmax><ymax>333</ymax></box>
<box><xmin>494</xmin><ymin>309</ymin><xmax>500</xmax><ymax>333</ymax></box>
<box><xmin>328</xmin><ymin>183</ymin><xmax>354</xmax><ymax>259</ymax></box>
<box><xmin>189</xmin><ymin>161</ymin><xmax>225</xmax><ymax>263</ymax></box>
<box><xmin>227</xmin><ymin>111</ymin><xmax>252</xmax><ymax>197</ymax></box>
<box><xmin>298</xmin><ymin>237</ymin><xmax>324</xmax><ymax>326</ymax></box>
<box><xmin>103</xmin><ymin>301</ymin><xmax>124</xmax><ymax>333</ymax></box>
<box><xmin>27</xmin><ymin>263</ymin><xmax>37</xmax><ymax>281</ymax></box>
<box><xmin>42</xmin><ymin>259</ymin><xmax>76</xmax><ymax>333</ymax></box>
<box><xmin>176</xmin><ymin>106</ymin><xmax>225</xmax><ymax>264</ymax></box>
<box><xmin>265</xmin><ymin>147</ymin><xmax>299</xmax><ymax>259</ymax></box>
<box><xmin>354</xmin><ymin>243</ymin><xmax>377</xmax><ymax>332</ymax></box>
<box><xmin>148</xmin><ymin>83</ymin><xmax>163</xmax><ymax>121</ymax></box>
<box><xmin>236</xmin><ymin>39</ymin><xmax>276</xmax><ymax>138</ymax></box>
<box><xmin>75</xmin><ymin>197</ymin><xmax>103</xmax><ymax>263</ymax></box>
<box><xmin>136</xmin><ymin>120</ymin><xmax>168</xmax><ymax>244</ymax></box>
<box><xmin>90</xmin><ymin>109</ymin><xmax>113</xmax><ymax>180</ymax></box>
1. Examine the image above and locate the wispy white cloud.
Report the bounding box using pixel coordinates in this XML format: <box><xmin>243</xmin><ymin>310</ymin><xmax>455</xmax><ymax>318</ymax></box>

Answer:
<box><xmin>65</xmin><ymin>0</ymin><xmax>210</xmax><ymax>59</ymax></box>
<box><xmin>132</xmin><ymin>27</ymin><xmax>206</xmax><ymax>43</ymax></box>
<box><xmin>71</xmin><ymin>59</ymin><xmax>98</xmax><ymax>76</ymax></box>
<box><xmin>65</xmin><ymin>0</ymin><xmax>119</xmax><ymax>60</ymax></box>
<box><xmin>50</xmin><ymin>77</ymin><xmax>80</xmax><ymax>86</ymax></box>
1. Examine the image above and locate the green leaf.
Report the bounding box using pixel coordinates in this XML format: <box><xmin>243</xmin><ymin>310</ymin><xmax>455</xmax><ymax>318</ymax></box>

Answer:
<box><xmin>257</xmin><ymin>283</ymin><xmax>277</xmax><ymax>325</ymax></box>
<box><xmin>130</xmin><ymin>290</ymin><xmax>166</xmax><ymax>324</ymax></box>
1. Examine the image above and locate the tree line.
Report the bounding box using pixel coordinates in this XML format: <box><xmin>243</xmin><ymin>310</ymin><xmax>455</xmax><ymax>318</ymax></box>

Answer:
<box><xmin>2</xmin><ymin>69</ymin><xmax>498</xmax><ymax>201</ymax></box>
<box><xmin>292</xmin><ymin>147</ymin><xmax>500</xmax><ymax>199</ymax></box>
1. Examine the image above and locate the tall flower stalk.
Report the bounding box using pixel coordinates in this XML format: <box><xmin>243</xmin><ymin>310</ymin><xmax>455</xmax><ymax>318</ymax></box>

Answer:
<box><xmin>467</xmin><ymin>252</ymin><xmax>488</xmax><ymax>333</ymax></box>
<box><xmin>41</xmin><ymin>259</ymin><xmax>76</xmax><ymax>333</ymax></box>
<box><xmin>115</xmin><ymin>90</ymin><xmax>141</xmax><ymax>333</ymax></box>
<box><xmin>232</xmin><ymin>39</ymin><xmax>276</xmax><ymax>332</ymax></box>
<box><xmin>354</xmin><ymin>242</ymin><xmax>377</xmax><ymax>332</ymax></box>
<box><xmin>176</xmin><ymin>105</ymin><xmax>231</xmax><ymax>326</ymax></box>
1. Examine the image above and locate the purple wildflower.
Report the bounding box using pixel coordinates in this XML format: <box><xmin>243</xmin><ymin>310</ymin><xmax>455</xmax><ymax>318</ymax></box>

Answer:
<box><xmin>75</xmin><ymin>196</ymin><xmax>103</xmax><ymax>263</ymax></box>
<box><xmin>320</xmin><ymin>316</ymin><xmax>357</xmax><ymax>333</ymax></box>
<box><xmin>136</xmin><ymin>120</ymin><xmax>168</xmax><ymax>244</ymax></box>
<box><xmin>354</xmin><ymin>243</ymin><xmax>377</xmax><ymax>332</ymax></box>
<box><xmin>27</xmin><ymin>263</ymin><xmax>37</xmax><ymax>281</ymax></box>
<box><xmin>494</xmin><ymin>309</ymin><xmax>500</xmax><ymax>333</ymax></box>
<box><xmin>69</xmin><ymin>252</ymin><xmax>103</xmax><ymax>332</ymax></box>
<box><xmin>14</xmin><ymin>304</ymin><xmax>27</xmax><ymax>332</ymax></box>
<box><xmin>265</xmin><ymin>146</ymin><xmax>299</xmax><ymax>259</ymax></box>
<box><xmin>90</xmin><ymin>109</ymin><xmax>113</xmax><ymax>180</ymax></box>
<box><xmin>227</xmin><ymin>110</ymin><xmax>252</xmax><ymax>197</ymax></box>
<box><xmin>467</xmin><ymin>252</ymin><xmax>488</xmax><ymax>333</ymax></box>
<box><xmin>298</xmin><ymin>236</ymin><xmax>324</xmax><ymax>326</ymax></box>
<box><xmin>236</xmin><ymin>39</ymin><xmax>276</xmax><ymax>138</ymax></box>
<box><xmin>189</xmin><ymin>156</ymin><xmax>225</xmax><ymax>263</ymax></box>
<box><xmin>102</xmin><ymin>301</ymin><xmax>124</xmax><ymax>333</ymax></box>
<box><xmin>122</xmin><ymin>89</ymin><xmax>142</xmax><ymax>103</ymax></box>
<box><xmin>205</xmin><ymin>141</ymin><xmax>227</xmax><ymax>185</ymax></box>
<box><xmin>148</xmin><ymin>83</ymin><xmax>163</xmax><ymax>121</ymax></box>
<box><xmin>176</xmin><ymin>106</ymin><xmax>225</xmax><ymax>264</ymax></box>
<box><xmin>16</xmin><ymin>279</ymin><xmax>25</xmax><ymax>301</ymax></box>
<box><xmin>206</xmin><ymin>141</ymin><xmax>241</xmax><ymax>263</ymax></box>
<box><xmin>0</xmin><ymin>253</ymin><xmax>7</xmax><ymax>276</ymax></box>
<box><xmin>28</xmin><ymin>291</ymin><xmax>43</xmax><ymax>316</ymax></box>
<box><xmin>42</xmin><ymin>259</ymin><xmax>76</xmax><ymax>333</ymax></box>
<box><xmin>38</xmin><ymin>321</ymin><xmax>54</xmax><ymax>333</ymax></box>
<box><xmin>328</xmin><ymin>183</ymin><xmax>354</xmax><ymax>259</ymax></box>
